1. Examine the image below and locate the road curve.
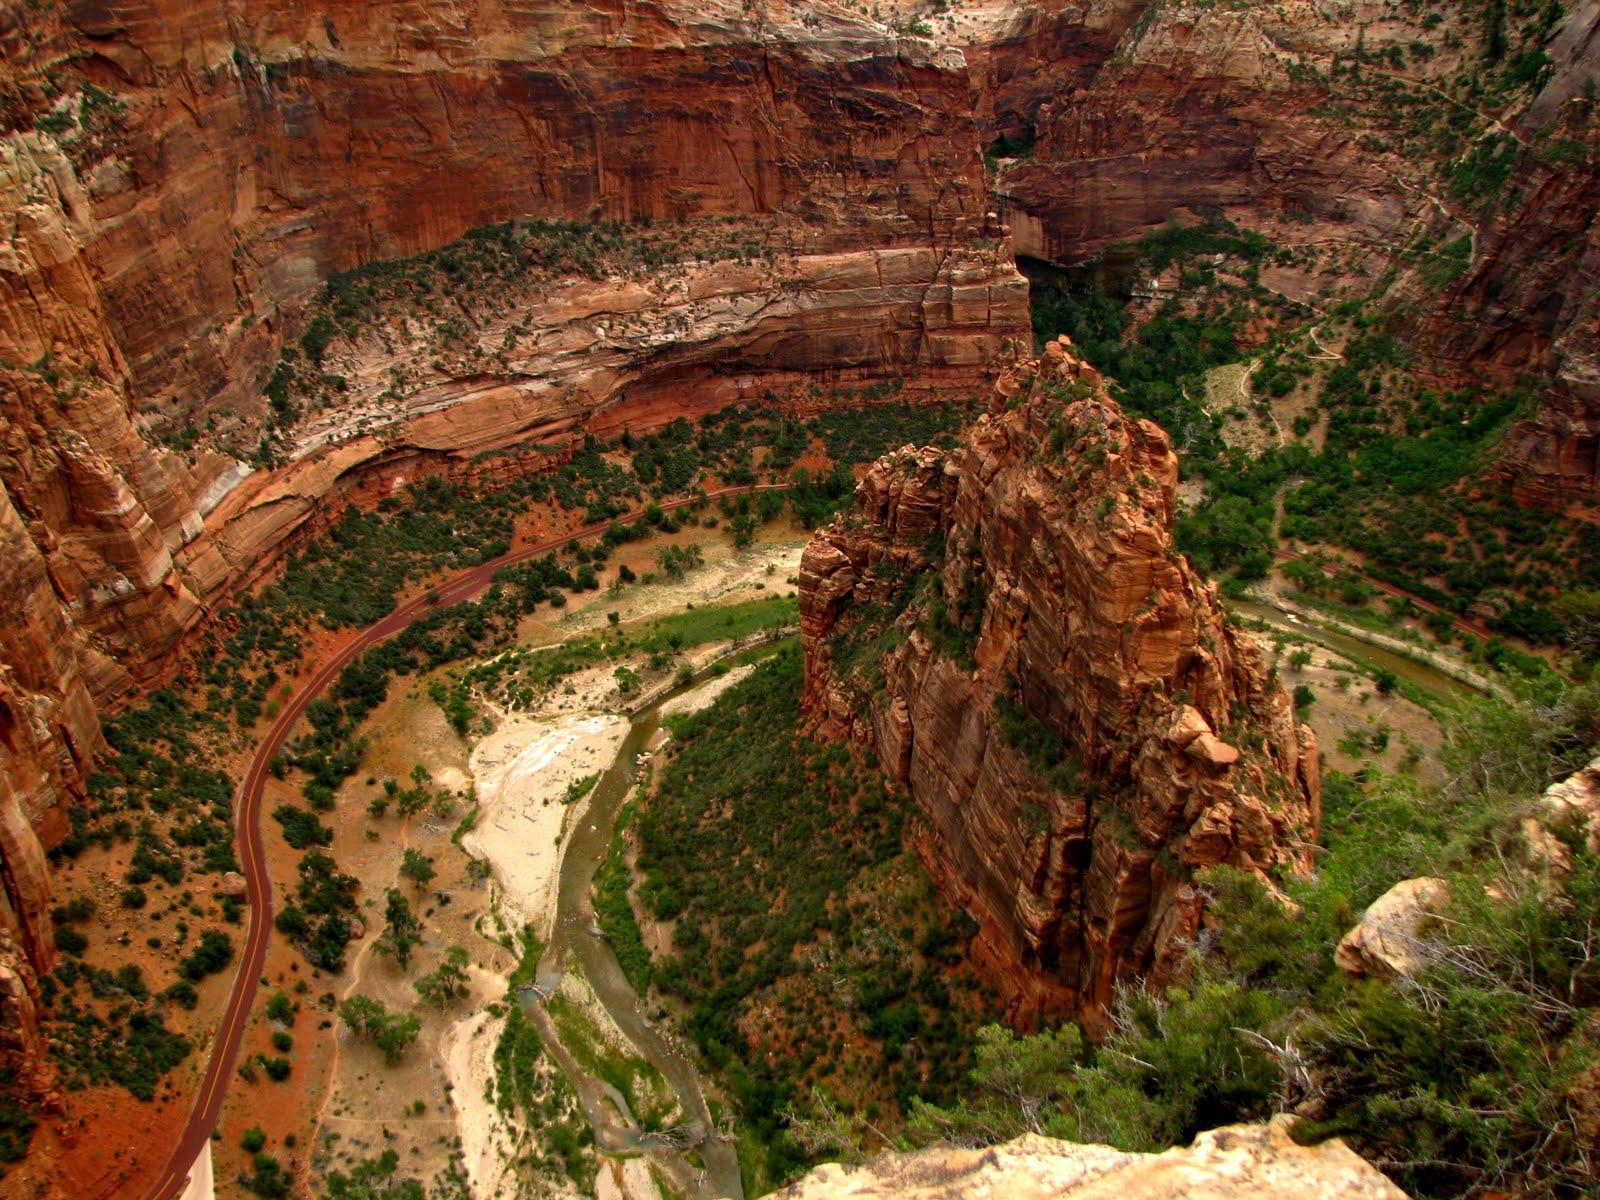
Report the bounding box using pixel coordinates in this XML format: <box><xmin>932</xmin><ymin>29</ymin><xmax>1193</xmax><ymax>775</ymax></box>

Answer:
<box><xmin>1270</xmin><ymin>548</ymin><xmax>1491</xmax><ymax>639</ymax></box>
<box><xmin>139</xmin><ymin>484</ymin><xmax>788</xmax><ymax>1200</ymax></box>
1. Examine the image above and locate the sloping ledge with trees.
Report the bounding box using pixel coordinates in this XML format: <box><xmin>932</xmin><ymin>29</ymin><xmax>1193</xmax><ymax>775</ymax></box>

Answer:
<box><xmin>798</xmin><ymin>336</ymin><xmax>1321</xmax><ymax>1023</ymax></box>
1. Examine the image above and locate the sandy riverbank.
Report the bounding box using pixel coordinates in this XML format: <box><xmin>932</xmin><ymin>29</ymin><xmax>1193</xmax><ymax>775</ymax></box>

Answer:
<box><xmin>463</xmin><ymin>711</ymin><xmax>630</xmax><ymax>938</ymax></box>
<box><xmin>658</xmin><ymin>664</ymin><xmax>755</xmax><ymax>718</ymax></box>
<box><xmin>441</xmin><ymin>993</ymin><xmax>566</xmax><ymax>1200</ymax></box>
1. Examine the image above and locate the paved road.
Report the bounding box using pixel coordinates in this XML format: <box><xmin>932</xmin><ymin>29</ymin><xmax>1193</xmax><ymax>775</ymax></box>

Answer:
<box><xmin>1271</xmin><ymin>548</ymin><xmax>1491</xmax><ymax>639</ymax></box>
<box><xmin>140</xmin><ymin>485</ymin><xmax>785</xmax><ymax>1200</ymax></box>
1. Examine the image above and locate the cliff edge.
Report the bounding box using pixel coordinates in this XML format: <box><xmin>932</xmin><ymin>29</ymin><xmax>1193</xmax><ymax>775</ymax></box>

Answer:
<box><xmin>800</xmin><ymin>336</ymin><xmax>1320</xmax><ymax>1021</ymax></box>
<box><xmin>774</xmin><ymin>1118</ymin><xmax>1405</xmax><ymax>1200</ymax></box>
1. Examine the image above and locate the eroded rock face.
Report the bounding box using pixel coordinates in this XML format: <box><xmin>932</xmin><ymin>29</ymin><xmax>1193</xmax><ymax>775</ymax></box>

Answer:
<box><xmin>801</xmin><ymin>337</ymin><xmax>1320</xmax><ymax>1021</ymax></box>
<box><xmin>978</xmin><ymin>0</ymin><xmax>1600</xmax><ymax>514</ymax></box>
<box><xmin>0</xmin><ymin>0</ymin><xmax>1032</xmax><ymax>984</ymax></box>
<box><xmin>774</xmin><ymin>1118</ymin><xmax>1408</xmax><ymax>1200</ymax></box>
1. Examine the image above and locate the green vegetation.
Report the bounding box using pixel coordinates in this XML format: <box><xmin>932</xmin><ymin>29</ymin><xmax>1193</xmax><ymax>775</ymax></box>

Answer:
<box><xmin>593</xmin><ymin>804</ymin><xmax>651</xmax><ymax>995</ymax></box>
<box><xmin>443</xmin><ymin>594</ymin><xmax>798</xmax><ymax>717</ymax></box>
<box><xmin>245</xmin><ymin>1151</ymin><xmax>290</xmax><ymax>1198</ymax></box>
<box><xmin>399</xmin><ymin>849</ymin><xmax>436</xmax><ymax>890</ymax></box>
<box><xmin>414</xmin><ymin>947</ymin><xmax>471</xmax><ymax>1006</ymax></box>
<box><xmin>547</xmin><ymin>992</ymin><xmax>677</xmax><ymax>1131</ymax></box>
<box><xmin>912</xmin><ymin>675</ymin><xmax>1600</xmax><ymax>1199</ymax></box>
<box><xmin>0</xmin><ymin>1085</ymin><xmax>38</xmax><ymax>1171</ymax></box>
<box><xmin>491</xmin><ymin>935</ymin><xmax>596</xmax><ymax>1190</ymax></box>
<box><xmin>338</xmin><ymin>995</ymin><xmax>422</xmax><ymax>1065</ymax></box>
<box><xmin>323</xmin><ymin>1149</ymin><xmax>426</xmax><ymax>1200</ymax></box>
<box><xmin>46</xmin><ymin>1002</ymin><xmax>190</xmax><ymax>1101</ymax></box>
<box><xmin>637</xmin><ymin>643</ymin><xmax>992</xmax><ymax>1191</ymax></box>
<box><xmin>375</xmin><ymin>889</ymin><xmax>423</xmax><ymax>969</ymax></box>
<box><xmin>1028</xmin><ymin>217</ymin><xmax>1600</xmax><ymax>638</ymax></box>
<box><xmin>273</xmin><ymin>850</ymin><xmax>361</xmax><ymax>971</ymax></box>
<box><xmin>177</xmin><ymin>930</ymin><xmax>234</xmax><ymax>982</ymax></box>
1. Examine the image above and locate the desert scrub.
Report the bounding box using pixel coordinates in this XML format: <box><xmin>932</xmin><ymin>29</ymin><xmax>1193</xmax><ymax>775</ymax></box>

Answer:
<box><xmin>637</xmin><ymin>642</ymin><xmax>994</xmax><ymax>1190</ymax></box>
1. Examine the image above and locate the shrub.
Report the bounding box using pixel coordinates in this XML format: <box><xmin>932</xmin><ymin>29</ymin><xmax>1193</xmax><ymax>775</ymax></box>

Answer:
<box><xmin>179</xmin><ymin>930</ymin><xmax>234</xmax><ymax>981</ymax></box>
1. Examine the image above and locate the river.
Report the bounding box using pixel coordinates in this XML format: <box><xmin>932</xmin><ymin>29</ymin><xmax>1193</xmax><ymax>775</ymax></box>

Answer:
<box><xmin>531</xmin><ymin>690</ymin><xmax>744</xmax><ymax>1200</ymax></box>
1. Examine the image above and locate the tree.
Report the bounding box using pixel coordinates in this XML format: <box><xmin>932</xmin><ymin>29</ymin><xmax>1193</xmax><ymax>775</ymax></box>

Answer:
<box><xmin>324</xmin><ymin>1149</ymin><xmax>426</xmax><ymax>1200</ymax></box>
<box><xmin>399</xmin><ymin>849</ymin><xmax>435</xmax><ymax>891</ymax></box>
<box><xmin>376</xmin><ymin>889</ymin><xmax>422</xmax><ymax>969</ymax></box>
<box><xmin>265</xmin><ymin>990</ymin><xmax>294</xmax><ymax>1023</ymax></box>
<box><xmin>373</xmin><ymin>1014</ymin><xmax>421</xmax><ymax>1065</ymax></box>
<box><xmin>414</xmin><ymin>947</ymin><xmax>471</xmax><ymax>1006</ymax></box>
<box><xmin>179</xmin><ymin>930</ymin><xmax>234</xmax><ymax>981</ymax></box>
<box><xmin>1553</xmin><ymin>590</ymin><xmax>1600</xmax><ymax>661</ymax></box>
<box><xmin>339</xmin><ymin>994</ymin><xmax>422</xmax><ymax>1065</ymax></box>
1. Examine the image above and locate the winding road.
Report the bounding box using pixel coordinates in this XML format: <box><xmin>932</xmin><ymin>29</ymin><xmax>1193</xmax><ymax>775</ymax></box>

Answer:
<box><xmin>139</xmin><ymin>485</ymin><xmax>785</xmax><ymax>1200</ymax></box>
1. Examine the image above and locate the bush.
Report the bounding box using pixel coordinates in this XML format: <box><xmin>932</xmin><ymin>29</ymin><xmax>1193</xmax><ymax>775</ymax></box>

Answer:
<box><xmin>179</xmin><ymin>930</ymin><xmax>234</xmax><ymax>981</ymax></box>
<box><xmin>54</xmin><ymin>928</ymin><xmax>87</xmax><ymax>956</ymax></box>
<box><xmin>338</xmin><ymin>995</ymin><xmax>421</xmax><ymax>1065</ymax></box>
<box><xmin>240</xmin><ymin>1126</ymin><xmax>266</xmax><ymax>1153</ymax></box>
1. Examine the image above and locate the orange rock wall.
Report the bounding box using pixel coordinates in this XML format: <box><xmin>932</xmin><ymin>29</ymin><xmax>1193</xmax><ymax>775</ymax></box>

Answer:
<box><xmin>800</xmin><ymin>339</ymin><xmax>1320</xmax><ymax>1023</ymax></box>
<box><xmin>0</xmin><ymin>0</ymin><xmax>1034</xmax><ymax>984</ymax></box>
<box><xmin>978</xmin><ymin>0</ymin><xmax>1600</xmax><ymax>513</ymax></box>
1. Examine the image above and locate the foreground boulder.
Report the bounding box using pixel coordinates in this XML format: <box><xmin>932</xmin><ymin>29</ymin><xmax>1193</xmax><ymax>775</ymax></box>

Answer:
<box><xmin>1334</xmin><ymin>877</ymin><xmax>1450</xmax><ymax>981</ymax></box>
<box><xmin>775</xmin><ymin>1118</ymin><xmax>1407</xmax><ymax>1200</ymax></box>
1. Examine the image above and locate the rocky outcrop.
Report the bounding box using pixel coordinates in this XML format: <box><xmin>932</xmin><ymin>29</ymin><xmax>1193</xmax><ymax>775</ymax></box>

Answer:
<box><xmin>1522</xmin><ymin>753</ymin><xmax>1600</xmax><ymax>873</ymax></box>
<box><xmin>1537</xmin><ymin>753</ymin><xmax>1600</xmax><ymax>853</ymax></box>
<box><xmin>800</xmin><ymin>337</ymin><xmax>1319</xmax><ymax>1021</ymax></box>
<box><xmin>1334</xmin><ymin>877</ymin><xmax>1450</xmax><ymax>982</ymax></box>
<box><xmin>0</xmin><ymin>935</ymin><xmax>47</xmax><ymax>1097</ymax></box>
<box><xmin>775</xmin><ymin>1118</ymin><xmax>1407</xmax><ymax>1200</ymax></box>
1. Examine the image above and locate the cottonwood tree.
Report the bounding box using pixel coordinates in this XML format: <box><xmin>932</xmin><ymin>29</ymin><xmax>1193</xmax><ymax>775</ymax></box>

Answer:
<box><xmin>376</xmin><ymin>888</ymin><xmax>422</xmax><ymax>968</ymax></box>
<box><xmin>414</xmin><ymin>946</ymin><xmax>471</xmax><ymax>1006</ymax></box>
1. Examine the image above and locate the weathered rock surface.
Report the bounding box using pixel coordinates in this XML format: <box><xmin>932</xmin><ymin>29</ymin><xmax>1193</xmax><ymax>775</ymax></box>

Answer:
<box><xmin>1523</xmin><ymin>753</ymin><xmax>1600</xmax><ymax>871</ymax></box>
<box><xmin>774</xmin><ymin>1118</ymin><xmax>1408</xmax><ymax>1200</ymax></box>
<box><xmin>801</xmin><ymin>337</ymin><xmax>1319</xmax><ymax>1021</ymax></box>
<box><xmin>0</xmin><ymin>0</ymin><xmax>1032</xmax><ymax>989</ymax></box>
<box><xmin>1334</xmin><ymin>877</ymin><xmax>1450</xmax><ymax>982</ymax></box>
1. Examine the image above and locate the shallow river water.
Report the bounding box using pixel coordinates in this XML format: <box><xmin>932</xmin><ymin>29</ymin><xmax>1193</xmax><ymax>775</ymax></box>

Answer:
<box><xmin>531</xmin><ymin>693</ymin><xmax>745</xmax><ymax>1199</ymax></box>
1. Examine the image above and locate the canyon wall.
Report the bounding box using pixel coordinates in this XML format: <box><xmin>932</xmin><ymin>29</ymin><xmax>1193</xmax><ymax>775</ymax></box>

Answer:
<box><xmin>800</xmin><ymin>337</ymin><xmax>1319</xmax><ymax>1021</ymax></box>
<box><xmin>0</xmin><ymin>0</ymin><xmax>1035</xmax><ymax>984</ymax></box>
<box><xmin>0</xmin><ymin>0</ymin><xmax>1594</xmax><ymax>1072</ymax></box>
<box><xmin>979</xmin><ymin>0</ymin><xmax>1600</xmax><ymax>511</ymax></box>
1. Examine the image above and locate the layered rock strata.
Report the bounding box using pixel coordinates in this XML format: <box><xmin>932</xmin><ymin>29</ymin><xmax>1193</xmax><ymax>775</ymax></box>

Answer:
<box><xmin>975</xmin><ymin>0</ymin><xmax>1600</xmax><ymax>512</ymax></box>
<box><xmin>800</xmin><ymin>337</ymin><xmax>1319</xmax><ymax>1020</ymax></box>
<box><xmin>0</xmin><ymin>0</ymin><xmax>1033</xmax><ymax>990</ymax></box>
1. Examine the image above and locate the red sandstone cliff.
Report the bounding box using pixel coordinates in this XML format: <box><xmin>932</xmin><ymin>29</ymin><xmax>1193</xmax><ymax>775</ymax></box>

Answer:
<box><xmin>0</xmin><ymin>0</ymin><xmax>1592</xmax><ymax>1076</ymax></box>
<box><xmin>974</xmin><ymin>0</ymin><xmax>1600</xmax><ymax>512</ymax></box>
<box><xmin>0</xmin><ymin>0</ymin><xmax>1033</xmax><ymax>982</ymax></box>
<box><xmin>799</xmin><ymin>337</ymin><xmax>1320</xmax><ymax>1021</ymax></box>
